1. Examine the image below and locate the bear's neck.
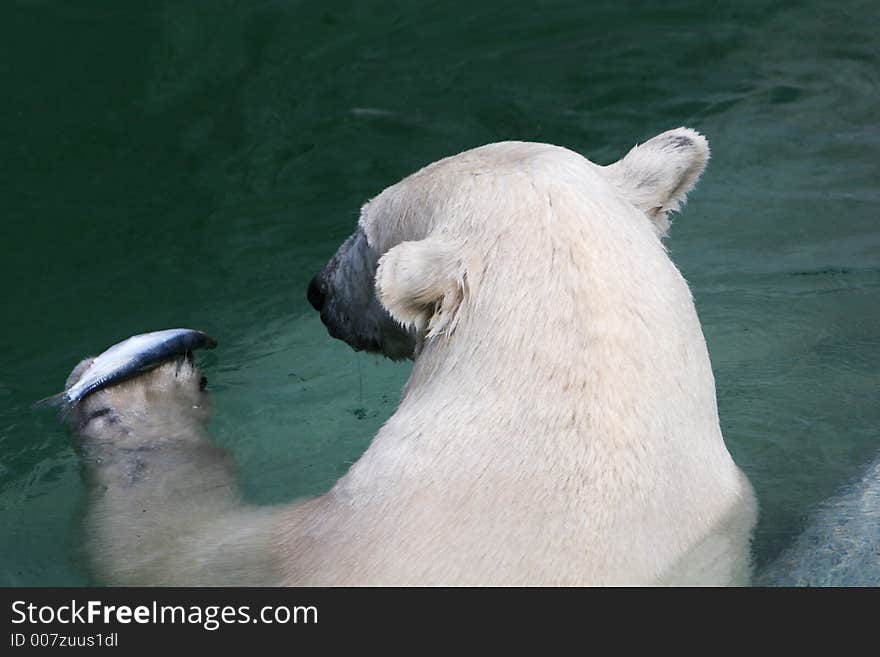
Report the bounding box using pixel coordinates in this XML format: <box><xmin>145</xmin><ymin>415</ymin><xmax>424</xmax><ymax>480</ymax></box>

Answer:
<box><xmin>396</xmin><ymin>256</ymin><xmax>721</xmax><ymax>455</ymax></box>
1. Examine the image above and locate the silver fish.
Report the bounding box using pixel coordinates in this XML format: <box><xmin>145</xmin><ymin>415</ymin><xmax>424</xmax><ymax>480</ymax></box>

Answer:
<box><xmin>35</xmin><ymin>328</ymin><xmax>217</xmax><ymax>410</ymax></box>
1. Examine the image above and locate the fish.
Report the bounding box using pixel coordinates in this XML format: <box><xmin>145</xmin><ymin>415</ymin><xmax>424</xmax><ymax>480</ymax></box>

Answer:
<box><xmin>34</xmin><ymin>328</ymin><xmax>217</xmax><ymax>411</ymax></box>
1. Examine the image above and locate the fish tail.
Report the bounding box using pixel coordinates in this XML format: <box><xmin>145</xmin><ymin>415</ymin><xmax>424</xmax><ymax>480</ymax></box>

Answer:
<box><xmin>32</xmin><ymin>392</ymin><xmax>68</xmax><ymax>411</ymax></box>
<box><xmin>32</xmin><ymin>392</ymin><xmax>74</xmax><ymax>423</ymax></box>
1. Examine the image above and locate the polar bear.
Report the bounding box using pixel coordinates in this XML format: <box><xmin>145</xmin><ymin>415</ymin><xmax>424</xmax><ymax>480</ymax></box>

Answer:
<box><xmin>65</xmin><ymin>127</ymin><xmax>757</xmax><ymax>586</ymax></box>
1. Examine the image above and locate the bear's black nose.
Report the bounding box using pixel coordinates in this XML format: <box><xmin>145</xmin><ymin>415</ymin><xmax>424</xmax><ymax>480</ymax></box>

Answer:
<box><xmin>307</xmin><ymin>274</ymin><xmax>326</xmax><ymax>312</ymax></box>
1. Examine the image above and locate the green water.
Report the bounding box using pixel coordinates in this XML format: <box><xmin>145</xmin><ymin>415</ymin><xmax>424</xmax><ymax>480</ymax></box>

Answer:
<box><xmin>1</xmin><ymin>0</ymin><xmax>878</xmax><ymax>585</ymax></box>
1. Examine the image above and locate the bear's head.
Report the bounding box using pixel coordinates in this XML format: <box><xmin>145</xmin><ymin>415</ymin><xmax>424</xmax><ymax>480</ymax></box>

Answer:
<box><xmin>307</xmin><ymin>128</ymin><xmax>709</xmax><ymax>360</ymax></box>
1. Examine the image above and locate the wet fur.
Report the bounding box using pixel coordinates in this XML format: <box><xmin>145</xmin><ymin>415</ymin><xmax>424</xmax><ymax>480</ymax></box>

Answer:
<box><xmin>70</xmin><ymin>128</ymin><xmax>759</xmax><ymax>585</ymax></box>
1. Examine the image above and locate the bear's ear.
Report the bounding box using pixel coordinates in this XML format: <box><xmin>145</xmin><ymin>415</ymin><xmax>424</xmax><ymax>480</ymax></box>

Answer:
<box><xmin>375</xmin><ymin>235</ymin><xmax>472</xmax><ymax>341</ymax></box>
<box><xmin>604</xmin><ymin>127</ymin><xmax>710</xmax><ymax>237</ymax></box>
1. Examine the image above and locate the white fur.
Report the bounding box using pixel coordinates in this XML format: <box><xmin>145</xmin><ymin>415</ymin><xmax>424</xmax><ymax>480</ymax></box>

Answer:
<box><xmin>375</xmin><ymin>235</ymin><xmax>472</xmax><ymax>348</ymax></box>
<box><xmin>605</xmin><ymin>127</ymin><xmax>710</xmax><ymax>236</ymax></box>
<box><xmin>70</xmin><ymin>128</ymin><xmax>757</xmax><ymax>586</ymax></box>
